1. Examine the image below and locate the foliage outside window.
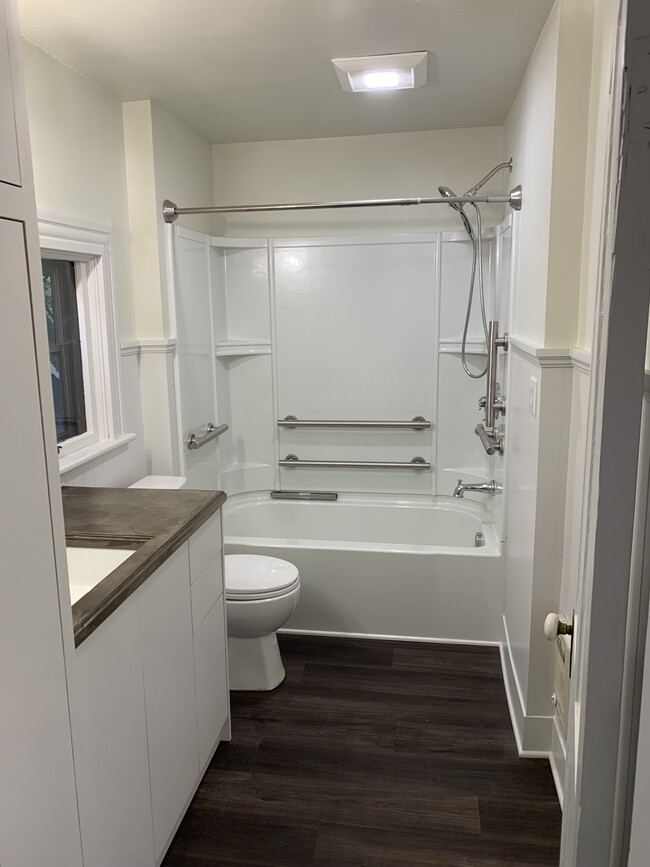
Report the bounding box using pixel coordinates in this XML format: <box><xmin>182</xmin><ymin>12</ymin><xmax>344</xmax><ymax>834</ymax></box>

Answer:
<box><xmin>42</xmin><ymin>259</ymin><xmax>88</xmax><ymax>443</ymax></box>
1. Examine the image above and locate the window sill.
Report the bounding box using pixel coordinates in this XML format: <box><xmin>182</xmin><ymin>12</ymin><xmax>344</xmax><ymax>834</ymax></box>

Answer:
<box><xmin>58</xmin><ymin>433</ymin><xmax>137</xmax><ymax>474</ymax></box>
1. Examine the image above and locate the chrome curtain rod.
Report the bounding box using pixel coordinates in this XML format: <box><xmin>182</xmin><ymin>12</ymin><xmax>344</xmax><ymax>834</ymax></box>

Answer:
<box><xmin>162</xmin><ymin>186</ymin><xmax>522</xmax><ymax>224</ymax></box>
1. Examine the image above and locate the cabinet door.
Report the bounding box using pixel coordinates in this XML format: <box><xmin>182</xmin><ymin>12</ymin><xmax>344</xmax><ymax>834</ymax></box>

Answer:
<box><xmin>138</xmin><ymin>544</ymin><xmax>199</xmax><ymax>861</ymax></box>
<box><xmin>74</xmin><ymin>595</ymin><xmax>154</xmax><ymax>867</ymax></box>
<box><xmin>0</xmin><ymin>214</ymin><xmax>83</xmax><ymax>866</ymax></box>
<box><xmin>0</xmin><ymin>2</ymin><xmax>20</xmax><ymax>186</ymax></box>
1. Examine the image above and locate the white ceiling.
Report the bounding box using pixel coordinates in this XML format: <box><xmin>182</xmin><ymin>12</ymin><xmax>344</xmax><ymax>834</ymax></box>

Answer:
<box><xmin>17</xmin><ymin>0</ymin><xmax>555</xmax><ymax>145</ymax></box>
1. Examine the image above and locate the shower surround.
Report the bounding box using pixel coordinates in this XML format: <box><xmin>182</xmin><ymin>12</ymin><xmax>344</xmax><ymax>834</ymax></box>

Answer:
<box><xmin>169</xmin><ymin>219</ymin><xmax>514</xmax><ymax>642</ymax></box>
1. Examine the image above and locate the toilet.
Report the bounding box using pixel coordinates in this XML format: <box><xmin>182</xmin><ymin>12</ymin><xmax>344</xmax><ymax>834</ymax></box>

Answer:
<box><xmin>225</xmin><ymin>554</ymin><xmax>300</xmax><ymax>691</ymax></box>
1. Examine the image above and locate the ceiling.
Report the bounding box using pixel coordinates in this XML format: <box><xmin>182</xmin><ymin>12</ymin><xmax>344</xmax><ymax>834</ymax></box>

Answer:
<box><xmin>17</xmin><ymin>0</ymin><xmax>555</xmax><ymax>145</ymax></box>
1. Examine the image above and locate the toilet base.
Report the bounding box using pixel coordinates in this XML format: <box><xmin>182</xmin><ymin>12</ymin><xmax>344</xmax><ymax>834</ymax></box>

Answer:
<box><xmin>227</xmin><ymin>633</ymin><xmax>286</xmax><ymax>691</ymax></box>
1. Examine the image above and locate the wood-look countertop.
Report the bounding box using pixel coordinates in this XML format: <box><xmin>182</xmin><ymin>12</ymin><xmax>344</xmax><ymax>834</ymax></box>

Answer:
<box><xmin>62</xmin><ymin>486</ymin><xmax>227</xmax><ymax>646</ymax></box>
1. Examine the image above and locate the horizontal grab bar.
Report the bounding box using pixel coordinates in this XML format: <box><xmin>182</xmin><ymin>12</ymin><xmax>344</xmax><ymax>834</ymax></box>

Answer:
<box><xmin>278</xmin><ymin>415</ymin><xmax>431</xmax><ymax>430</ymax></box>
<box><xmin>280</xmin><ymin>454</ymin><xmax>430</xmax><ymax>470</ymax></box>
<box><xmin>187</xmin><ymin>422</ymin><xmax>229</xmax><ymax>451</ymax></box>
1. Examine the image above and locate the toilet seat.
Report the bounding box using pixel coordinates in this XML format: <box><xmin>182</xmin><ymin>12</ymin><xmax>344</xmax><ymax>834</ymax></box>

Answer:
<box><xmin>225</xmin><ymin>554</ymin><xmax>300</xmax><ymax>602</ymax></box>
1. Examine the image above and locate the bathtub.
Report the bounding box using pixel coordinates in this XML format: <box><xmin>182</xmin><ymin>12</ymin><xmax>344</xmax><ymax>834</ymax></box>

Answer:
<box><xmin>223</xmin><ymin>492</ymin><xmax>504</xmax><ymax>643</ymax></box>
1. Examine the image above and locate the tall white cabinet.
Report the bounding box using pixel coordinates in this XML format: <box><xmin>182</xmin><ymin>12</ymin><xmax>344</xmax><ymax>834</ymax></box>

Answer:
<box><xmin>0</xmin><ymin>1</ymin><xmax>84</xmax><ymax>865</ymax></box>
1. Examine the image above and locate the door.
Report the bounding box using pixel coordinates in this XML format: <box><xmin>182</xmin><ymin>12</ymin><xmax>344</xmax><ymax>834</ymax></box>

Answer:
<box><xmin>560</xmin><ymin>1</ymin><xmax>650</xmax><ymax>863</ymax></box>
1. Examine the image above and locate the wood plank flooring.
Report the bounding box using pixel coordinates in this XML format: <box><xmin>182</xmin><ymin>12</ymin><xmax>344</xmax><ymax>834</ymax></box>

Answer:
<box><xmin>163</xmin><ymin>635</ymin><xmax>561</xmax><ymax>866</ymax></box>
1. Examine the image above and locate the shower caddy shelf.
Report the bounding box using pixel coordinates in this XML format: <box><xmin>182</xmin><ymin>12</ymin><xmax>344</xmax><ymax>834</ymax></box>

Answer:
<box><xmin>214</xmin><ymin>340</ymin><xmax>272</xmax><ymax>357</ymax></box>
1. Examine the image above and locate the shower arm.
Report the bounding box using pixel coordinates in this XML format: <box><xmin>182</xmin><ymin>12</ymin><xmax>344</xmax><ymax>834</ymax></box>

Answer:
<box><xmin>464</xmin><ymin>159</ymin><xmax>514</xmax><ymax>198</ymax></box>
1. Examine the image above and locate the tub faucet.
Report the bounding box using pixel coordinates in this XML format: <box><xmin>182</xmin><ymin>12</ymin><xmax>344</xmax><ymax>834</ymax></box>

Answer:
<box><xmin>453</xmin><ymin>479</ymin><xmax>503</xmax><ymax>498</ymax></box>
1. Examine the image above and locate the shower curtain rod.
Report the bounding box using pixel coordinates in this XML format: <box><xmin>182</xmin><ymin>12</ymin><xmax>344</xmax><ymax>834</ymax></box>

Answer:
<box><xmin>162</xmin><ymin>186</ymin><xmax>522</xmax><ymax>224</ymax></box>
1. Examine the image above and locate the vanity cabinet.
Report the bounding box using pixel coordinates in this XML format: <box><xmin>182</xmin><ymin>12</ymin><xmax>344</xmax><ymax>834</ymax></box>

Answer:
<box><xmin>140</xmin><ymin>545</ymin><xmax>200</xmax><ymax>861</ymax></box>
<box><xmin>73</xmin><ymin>511</ymin><xmax>229</xmax><ymax>867</ymax></box>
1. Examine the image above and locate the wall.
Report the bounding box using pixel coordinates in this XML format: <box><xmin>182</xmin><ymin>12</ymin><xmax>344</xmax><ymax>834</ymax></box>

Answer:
<box><xmin>211</xmin><ymin>127</ymin><xmax>504</xmax><ymax>237</ymax></box>
<box><xmin>123</xmin><ymin>99</ymin><xmax>215</xmax><ymax>474</ymax></box>
<box><xmin>22</xmin><ymin>40</ymin><xmax>135</xmax><ymax>340</ymax></box>
<box><xmin>577</xmin><ymin>0</ymin><xmax>622</xmax><ymax>351</ymax></box>
<box><xmin>21</xmin><ymin>41</ymin><xmax>147</xmax><ymax>486</ymax></box>
<box><xmin>123</xmin><ymin>100</ymin><xmax>215</xmax><ymax>339</ymax></box>
<box><xmin>503</xmin><ymin>4</ymin><xmax>559</xmax><ymax>346</ymax></box>
<box><xmin>499</xmin><ymin>0</ymin><xmax>602</xmax><ymax>765</ymax></box>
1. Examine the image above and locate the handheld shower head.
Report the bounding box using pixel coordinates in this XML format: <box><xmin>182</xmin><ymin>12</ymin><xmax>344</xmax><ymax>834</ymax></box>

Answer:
<box><xmin>438</xmin><ymin>186</ymin><xmax>474</xmax><ymax>237</ymax></box>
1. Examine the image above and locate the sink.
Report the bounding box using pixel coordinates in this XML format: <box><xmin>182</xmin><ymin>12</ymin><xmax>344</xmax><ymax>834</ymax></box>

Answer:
<box><xmin>66</xmin><ymin>547</ymin><xmax>136</xmax><ymax>604</ymax></box>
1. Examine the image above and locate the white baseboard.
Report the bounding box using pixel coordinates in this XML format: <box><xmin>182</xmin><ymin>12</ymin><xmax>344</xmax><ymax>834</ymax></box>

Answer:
<box><xmin>549</xmin><ymin>714</ymin><xmax>567</xmax><ymax>809</ymax></box>
<box><xmin>500</xmin><ymin>616</ymin><xmax>554</xmax><ymax>757</ymax></box>
<box><xmin>279</xmin><ymin>627</ymin><xmax>500</xmax><ymax>646</ymax></box>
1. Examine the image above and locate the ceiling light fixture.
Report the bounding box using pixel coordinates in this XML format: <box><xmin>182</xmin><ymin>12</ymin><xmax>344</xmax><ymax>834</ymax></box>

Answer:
<box><xmin>331</xmin><ymin>52</ymin><xmax>428</xmax><ymax>93</ymax></box>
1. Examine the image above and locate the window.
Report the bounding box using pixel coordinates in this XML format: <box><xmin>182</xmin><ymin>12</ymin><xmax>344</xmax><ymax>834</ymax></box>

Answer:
<box><xmin>43</xmin><ymin>259</ymin><xmax>88</xmax><ymax>443</ymax></box>
<box><xmin>39</xmin><ymin>213</ymin><xmax>125</xmax><ymax>464</ymax></box>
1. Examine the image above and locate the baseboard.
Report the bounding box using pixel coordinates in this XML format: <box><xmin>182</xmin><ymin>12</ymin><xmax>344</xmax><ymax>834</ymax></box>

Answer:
<box><xmin>500</xmin><ymin>636</ymin><xmax>526</xmax><ymax>753</ymax></box>
<box><xmin>500</xmin><ymin>616</ymin><xmax>554</xmax><ymax>757</ymax></box>
<box><xmin>550</xmin><ymin>715</ymin><xmax>567</xmax><ymax>810</ymax></box>
<box><xmin>279</xmin><ymin>627</ymin><xmax>501</xmax><ymax>647</ymax></box>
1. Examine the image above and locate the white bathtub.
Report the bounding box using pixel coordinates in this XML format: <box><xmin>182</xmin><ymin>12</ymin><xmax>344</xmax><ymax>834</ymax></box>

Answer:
<box><xmin>223</xmin><ymin>492</ymin><xmax>504</xmax><ymax>643</ymax></box>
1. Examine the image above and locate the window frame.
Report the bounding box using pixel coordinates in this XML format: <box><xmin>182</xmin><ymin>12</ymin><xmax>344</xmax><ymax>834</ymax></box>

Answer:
<box><xmin>38</xmin><ymin>212</ymin><xmax>124</xmax><ymax>463</ymax></box>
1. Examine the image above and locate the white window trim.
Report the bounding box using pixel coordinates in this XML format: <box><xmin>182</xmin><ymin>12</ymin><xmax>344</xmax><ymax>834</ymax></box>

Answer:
<box><xmin>39</xmin><ymin>211</ymin><xmax>125</xmax><ymax>463</ymax></box>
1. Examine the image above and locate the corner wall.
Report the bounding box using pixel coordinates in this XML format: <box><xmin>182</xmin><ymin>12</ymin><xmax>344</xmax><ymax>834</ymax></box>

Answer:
<box><xmin>21</xmin><ymin>39</ymin><xmax>135</xmax><ymax>340</ymax></box>
<box><xmin>211</xmin><ymin>127</ymin><xmax>504</xmax><ymax>237</ymax></box>
<box><xmin>122</xmin><ymin>99</ymin><xmax>215</xmax><ymax>474</ymax></box>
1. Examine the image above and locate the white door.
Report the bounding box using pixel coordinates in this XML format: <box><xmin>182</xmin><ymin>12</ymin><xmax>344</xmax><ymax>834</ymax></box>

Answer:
<box><xmin>561</xmin><ymin>1</ymin><xmax>650</xmax><ymax>863</ymax></box>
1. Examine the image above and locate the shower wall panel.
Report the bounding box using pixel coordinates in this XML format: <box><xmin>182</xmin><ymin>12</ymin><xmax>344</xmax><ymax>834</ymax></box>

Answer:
<box><xmin>274</xmin><ymin>236</ymin><xmax>437</xmax><ymax>495</ymax></box>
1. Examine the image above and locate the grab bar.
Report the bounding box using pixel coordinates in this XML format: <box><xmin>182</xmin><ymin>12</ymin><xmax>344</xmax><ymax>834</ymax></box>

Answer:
<box><xmin>187</xmin><ymin>422</ymin><xmax>229</xmax><ymax>450</ymax></box>
<box><xmin>280</xmin><ymin>454</ymin><xmax>430</xmax><ymax>470</ymax></box>
<box><xmin>278</xmin><ymin>415</ymin><xmax>431</xmax><ymax>430</ymax></box>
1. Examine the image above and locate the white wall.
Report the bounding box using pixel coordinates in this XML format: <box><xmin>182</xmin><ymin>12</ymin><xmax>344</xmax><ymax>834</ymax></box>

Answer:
<box><xmin>577</xmin><ymin>0</ymin><xmax>621</xmax><ymax>351</ymax></box>
<box><xmin>212</xmin><ymin>127</ymin><xmax>505</xmax><ymax>238</ymax></box>
<box><xmin>22</xmin><ymin>40</ymin><xmax>135</xmax><ymax>340</ymax></box>
<box><xmin>503</xmin><ymin>3</ymin><xmax>559</xmax><ymax>346</ymax></box>
<box><xmin>22</xmin><ymin>42</ymin><xmax>147</xmax><ymax>486</ymax></box>
<box><xmin>122</xmin><ymin>99</ymin><xmax>215</xmax><ymax>475</ymax></box>
<box><xmin>123</xmin><ymin>99</ymin><xmax>215</xmax><ymax>339</ymax></box>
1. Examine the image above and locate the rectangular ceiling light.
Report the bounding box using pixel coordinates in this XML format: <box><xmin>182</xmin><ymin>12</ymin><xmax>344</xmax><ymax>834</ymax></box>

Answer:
<box><xmin>332</xmin><ymin>52</ymin><xmax>428</xmax><ymax>93</ymax></box>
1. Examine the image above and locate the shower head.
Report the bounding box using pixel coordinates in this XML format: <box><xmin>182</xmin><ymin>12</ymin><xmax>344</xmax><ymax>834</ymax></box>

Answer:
<box><xmin>438</xmin><ymin>186</ymin><xmax>474</xmax><ymax>237</ymax></box>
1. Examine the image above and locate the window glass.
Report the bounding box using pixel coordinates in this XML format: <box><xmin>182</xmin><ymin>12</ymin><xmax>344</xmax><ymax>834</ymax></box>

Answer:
<box><xmin>42</xmin><ymin>259</ymin><xmax>88</xmax><ymax>442</ymax></box>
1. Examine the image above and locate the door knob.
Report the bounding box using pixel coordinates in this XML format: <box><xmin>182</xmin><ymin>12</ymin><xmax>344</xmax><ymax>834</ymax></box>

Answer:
<box><xmin>544</xmin><ymin>612</ymin><xmax>573</xmax><ymax>641</ymax></box>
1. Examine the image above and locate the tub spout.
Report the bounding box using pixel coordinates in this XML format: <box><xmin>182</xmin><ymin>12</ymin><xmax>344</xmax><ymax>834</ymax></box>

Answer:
<box><xmin>453</xmin><ymin>479</ymin><xmax>503</xmax><ymax>498</ymax></box>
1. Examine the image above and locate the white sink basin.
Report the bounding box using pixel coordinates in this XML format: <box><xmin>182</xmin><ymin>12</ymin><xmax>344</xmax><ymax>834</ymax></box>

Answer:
<box><xmin>66</xmin><ymin>547</ymin><xmax>136</xmax><ymax>605</ymax></box>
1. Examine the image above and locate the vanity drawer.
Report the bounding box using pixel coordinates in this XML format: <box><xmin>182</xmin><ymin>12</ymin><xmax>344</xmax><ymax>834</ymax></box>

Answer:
<box><xmin>197</xmin><ymin>653</ymin><xmax>229</xmax><ymax>769</ymax></box>
<box><xmin>193</xmin><ymin>594</ymin><xmax>226</xmax><ymax>689</ymax></box>
<box><xmin>191</xmin><ymin>555</ymin><xmax>223</xmax><ymax>633</ymax></box>
<box><xmin>189</xmin><ymin>512</ymin><xmax>222</xmax><ymax>584</ymax></box>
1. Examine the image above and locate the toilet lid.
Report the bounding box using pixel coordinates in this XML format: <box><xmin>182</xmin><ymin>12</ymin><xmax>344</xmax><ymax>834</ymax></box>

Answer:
<box><xmin>225</xmin><ymin>554</ymin><xmax>300</xmax><ymax>599</ymax></box>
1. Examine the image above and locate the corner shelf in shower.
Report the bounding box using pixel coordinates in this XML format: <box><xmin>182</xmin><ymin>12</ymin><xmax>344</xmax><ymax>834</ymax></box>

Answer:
<box><xmin>214</xmin><ymin>340</ymin><xmax>272</xmax><ymax>357</ymax></box>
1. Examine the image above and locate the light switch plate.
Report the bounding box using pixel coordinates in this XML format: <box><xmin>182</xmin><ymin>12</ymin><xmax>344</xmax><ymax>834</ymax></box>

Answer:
<box><xmin>529</xmin><ymin>377</ymin><xmax>538</xmax><ymax>416</ymax></box>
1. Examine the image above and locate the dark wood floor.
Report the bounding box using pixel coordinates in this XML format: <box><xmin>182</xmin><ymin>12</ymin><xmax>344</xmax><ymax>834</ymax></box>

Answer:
<box><xmin>163</xmin><ymin>635</ymin><xmax>561</xmax><ymax>866</ymax></box>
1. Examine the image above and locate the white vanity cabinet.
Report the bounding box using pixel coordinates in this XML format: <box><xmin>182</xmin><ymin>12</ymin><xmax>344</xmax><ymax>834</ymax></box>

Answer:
<box><xmin>140</xmin><ymin>544</ymin><xmax>200</xmax><ymax>861</ymax></box>
<box><xmin>73</xmin><ymin>510</ymin><xmax>229</xmax><ymax>867</ymax></box>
